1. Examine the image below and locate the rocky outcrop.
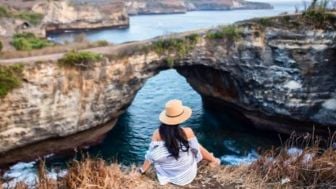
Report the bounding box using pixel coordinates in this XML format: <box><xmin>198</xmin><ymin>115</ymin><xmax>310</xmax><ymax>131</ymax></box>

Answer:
<box><xmin>33</xmin><ymin>0</ymin><xmax>129</xmax><ymax>32</ymax></box>
<box><xmin>177</xmin><ymin>17</ymin><xmax>336</xmax><ymax>134</ymax></box>
<box><xmin>0</xmin><ymin>18</ymin><xmax>45</xmax><ymax>38</ymax></box>
<box><xmin>126</xmin><ymin>0</ymin><xmax>187</xmax><ymax>15</ymax></box>
<box><xmin>0</xmin><ymin>14</ymin><xmax>335</xmax><ymax>166</ymax></box>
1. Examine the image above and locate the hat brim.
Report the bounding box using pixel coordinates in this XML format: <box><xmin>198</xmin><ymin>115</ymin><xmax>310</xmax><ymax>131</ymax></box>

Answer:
<box><xmin>159</xmin><ymin>106</ymin><xmax>192</xmax><ymax>125</ymax></box>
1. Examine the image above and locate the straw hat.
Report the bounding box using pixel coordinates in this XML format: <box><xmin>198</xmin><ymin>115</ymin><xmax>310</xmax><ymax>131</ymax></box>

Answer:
<box><xmin>159</xmin><ymin>99</ymin><xmax>192</xmax><ymax>125</ymax></box>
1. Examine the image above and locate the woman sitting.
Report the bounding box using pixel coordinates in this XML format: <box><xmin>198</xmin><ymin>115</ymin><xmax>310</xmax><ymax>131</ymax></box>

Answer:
<box><xmin>140</xmin><ymin>99</ymin><xmax>221</xmax><ymax>186</ymax></box>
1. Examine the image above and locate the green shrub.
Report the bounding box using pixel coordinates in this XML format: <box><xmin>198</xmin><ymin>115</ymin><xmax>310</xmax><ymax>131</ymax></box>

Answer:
<box><xmin>58</xmin><ymin>50</ymin><xmax>103</xmax><ymax>68</ymax></box>
<box><xmin>303</xmin><ymin>9</ymin><xmax>333</xmax><ymax>26</ymax></box>
<box><xmin>95</xmin><ymin>40</ymin><xmax>109</xmax><ymax>46</ymax></box>
<box><xmin>152</xmin><ymin>34</ymin><xmax>200</xmax><ymax>67</ymax></box>
<box><xmin>11</xmin><ymin>33</ymin><xmax>52</xmax><ymax>51</ymax></box>
<box><xmin>165</xmin><ymin>57</ymin><xmax>175</xmax><ymax>68</ymax></box>
<box><xmin>0</xmin><ymin>64</ymin><xmax>24</xmax><ymax>98</ymax></box>
<box><xmin>15</xmin><ymin>11</ymin><xmax>44</xmax><ymax>25</ymax></box>
<box><xmin>0</xmin><ymin>41</ymin><xmax>3</xmax><ymax>52</ymax></box>
<box><xmin>257</xmin><ymin>18</ymin><xmax>273</xmax><ymax>27</ymax></box>
<box><xmin>0</xmin><ymin>6</ymin><xmax>11</xmax><ymax>17</ymax></box>
<box><xmin>185</xmin><ymin>33</ymin><xmax>200</xmax><ymax>44</ymax></box>
<box><xmin>152</xmin><ymin>35</ymin><xmax>199</xmax><ymax>56</ymax></box>
<box><xmin>302</xmin><ymin>0</ymin><xmax>334</xmax><ymax>28</ymax></box>
<box><xmin>206</xmin><ymin>25</ymin><xmax>242</xmax><ymax>41</ymax></box>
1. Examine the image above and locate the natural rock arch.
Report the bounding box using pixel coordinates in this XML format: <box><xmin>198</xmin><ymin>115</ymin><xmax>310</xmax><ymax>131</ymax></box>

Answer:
<box><xmin>0</xmin><ymin>19</ymin><xmax>336</xmax><ymax>166</ymax></box>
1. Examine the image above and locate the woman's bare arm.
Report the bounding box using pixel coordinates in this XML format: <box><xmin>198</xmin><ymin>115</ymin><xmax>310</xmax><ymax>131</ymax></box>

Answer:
<box><xmin>183</xmin><ymin>127</ymin><xmax>220</xmax><ymax>165</ymax></box>
<box><xmin>141</xmin><ymin>130</ymin><xmax>160</xmax><ymax>173</ymax></box>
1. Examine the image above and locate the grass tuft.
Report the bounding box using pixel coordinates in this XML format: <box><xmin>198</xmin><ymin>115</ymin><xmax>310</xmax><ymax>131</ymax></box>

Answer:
<box><xmin>0</xmin><ymin>64</ymin><xmax>24</xmax><ymax>98</ymax></box>
<box><xmin>256</xmin><ymin>17</ymin><xmax>273</xmax><ymax>27</ymax></box>
<box><xmin>151</xmin><ymin>34</ymin><xmax>200</xmax><ymax>67</ymax></box>
<box><xmin>94</xmin><ymin>40</ymin><xmax>109</xmax><ymax>47</ymax></box>
<box><xmin>249</xmin><ymin>132</ymin><xmax>336</xmax><ymax>187</ymax></box>
<box><xmin>58</xmin><ymin>50</ymin><xmax>103</xmax><ymax>68</ymax></box>
<box><xmin>206</xmin><ymin>25</ymin><xmax>242</xmax><ymax>41</ymax></box>
<box><xmin>11</xmin><ymin>33</ymin><xmax>53</xmax><ymax>51</ymax></box>
<box><xmin>0</xmin><ymin>6</ymin><xmax>11</xmax><ymax>17</ymax></box>
<box><xmin>302</xmin><ymin>0</ymin><xmax>334</xmax><ymax>28</ymax></box>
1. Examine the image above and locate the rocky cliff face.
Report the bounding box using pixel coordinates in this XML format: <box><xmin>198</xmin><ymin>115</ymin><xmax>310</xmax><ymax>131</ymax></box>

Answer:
<box><xmin>0</xmin><ymin>14</ymin><xmax>335</xmax><ymax>166</ymax></box>
<box><xmin>126</xmin><ymin>0</ymin><xmax>187</xmax><ymax>15</ymax></box>
<box><xmin>177</xmin><ymin>16</ymin><xmax>336</xmax><ymax>134</ymax></box>
<box><xmin>33</xmin><ymin>0</ymin><xmax>129</xmax><ymax>32</ymax></box>
<box><xmin>0</xmin><ymin>43</ymin><xmax>164</xmax><ymax>166</ymax></box>
<box><xmin>0</xmin><ymin>18</ymin><xmax>45</xmax><ymax>38</ymax></box>
<box><xmin>0</xmin><ymin>0</ymin><xmax>129</xmax><ymax>38</ymax></box>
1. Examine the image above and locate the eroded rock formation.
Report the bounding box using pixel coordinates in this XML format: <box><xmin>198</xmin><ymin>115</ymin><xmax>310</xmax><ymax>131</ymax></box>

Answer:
<box><xmin>0</xmin><ymin>14</ymin><xmax>335</xmax><ymax>166</ymax></box>
<box><xmin>33</xmin><ymin>0</ymin><xmax>129</xmax><ymax>32</ymax></box>
<box><xmin>0</xmin><ymin>0</ymin><xmax>129</xmax><ymax>39</ymax></box>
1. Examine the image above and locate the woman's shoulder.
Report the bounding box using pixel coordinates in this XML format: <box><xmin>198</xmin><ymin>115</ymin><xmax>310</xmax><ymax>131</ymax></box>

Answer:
<box><xmin>182</xmin><ymin>127</ymin><xmax>195</xmax><ymax>139</ymax></box>
<box><xmin>152</xmin><ymin>129</ymin><xmax>161</xmax><ymax>141</ymax></box>
<box><xmin>151</xmin><ymin>127</ymin><xmax>195</xmax><ymax>141</ymax></box>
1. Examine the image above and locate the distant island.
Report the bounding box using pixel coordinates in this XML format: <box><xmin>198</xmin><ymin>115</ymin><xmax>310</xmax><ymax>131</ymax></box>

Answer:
<box><xmin>124</xmin><ymin>0</ymin><xmax>273</xmax><ymax>15</ymax></box>
<box><xmin>70</xmin><ymin>0</ymin><xmax>273</xmax><ymax>15</ymax></box>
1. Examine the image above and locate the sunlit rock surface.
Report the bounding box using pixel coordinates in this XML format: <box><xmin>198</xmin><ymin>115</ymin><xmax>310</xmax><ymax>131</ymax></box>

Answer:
<box><xmin>33</xmin><ymin>0</ymin><xmax>129</xmax><ymax>32</ymax></box>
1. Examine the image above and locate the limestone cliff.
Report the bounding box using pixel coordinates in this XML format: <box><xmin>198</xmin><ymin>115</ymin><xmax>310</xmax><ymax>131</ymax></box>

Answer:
<box><xmin>126</xmin><ymin>0</ymin><xmax>187</xmax><ymax>15</ymax></box>
<box><xmin>33</xmin><ymin>0</ymin><xmax>129</xmax><ymax>32</ymax></box>
<box><xmin>0</xmin><ymin>14</ymin><xmax>335</xmax><ymax>166</ymax></box>
<box><xmin>0</xmin><ymin>0</ymin><xmax>129</xmax><ymax>38</ymax></box>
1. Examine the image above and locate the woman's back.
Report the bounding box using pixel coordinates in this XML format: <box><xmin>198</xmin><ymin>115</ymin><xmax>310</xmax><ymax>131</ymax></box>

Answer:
<box><xmin>141</xmin><ymin>99</ymin><xmax>220</xmax><ymax>186</ymax></box>
<box><xmin>145</xmin><ymin>128</ymin><xmax>203</xmax><ymax>186</ymax></box>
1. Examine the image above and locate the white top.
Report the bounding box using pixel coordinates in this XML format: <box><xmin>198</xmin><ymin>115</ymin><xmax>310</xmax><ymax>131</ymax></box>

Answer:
<box><xmin>145</xmin><ymin>137</ymin><xmax>203</xmax><ymax>186</ymax></box>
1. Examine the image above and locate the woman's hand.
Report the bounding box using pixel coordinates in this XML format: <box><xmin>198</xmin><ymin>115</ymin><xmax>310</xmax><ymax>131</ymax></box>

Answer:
<box><xmin>140</xmin><ymin>160</ymin><xmax>152</xmax><ymax>174</ymax></box>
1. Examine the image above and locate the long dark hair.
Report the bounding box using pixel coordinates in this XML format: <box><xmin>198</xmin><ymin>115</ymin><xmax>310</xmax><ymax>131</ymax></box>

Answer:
<box><xmin>159</xmin><ymin>123</ymin><xmax>190</xmax><ymax>159</ymax></box>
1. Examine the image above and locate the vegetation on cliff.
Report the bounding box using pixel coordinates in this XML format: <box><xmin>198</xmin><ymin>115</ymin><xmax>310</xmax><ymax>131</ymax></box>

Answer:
<box><xmin>254</xmin><ymin>0</ymin><xmax>335</xmax><ymax>29</ymax></box>
<box><xmin>0</xmin><ymin>5</ymin><xmax>43</xmax><ymax>25</ymax></box>
<box><xmin>0</xmin><ymin>41</ymin><xmax>3</xmax><ymax>52</ymax></box>
<box><xmin>206</xmin><ymin>25</ymin><xmax>242</xmax><ymax>41</ymax></box>
<box><xmin>302</xmin><ymin>0</ymin><xmax>335</xmax><ymax>28</ymax></box>
<box><xmin>0</xmin><ymin>64</ymin><xmax>24</xmax><ymax>98</ymax></box>
<box><xmin>11</xmin><ymin>33</ymin><xmax>53</xmax><ymax>51</ymax></box>
<box><xmin>58</xmin><ymin>50</ymin><xmax>103</xmax><ymax>68</ymax></box>
<box><xmin>152</xmin><ymin>34</ymin><xmax>200</xmax><ymax>67</ymax></box>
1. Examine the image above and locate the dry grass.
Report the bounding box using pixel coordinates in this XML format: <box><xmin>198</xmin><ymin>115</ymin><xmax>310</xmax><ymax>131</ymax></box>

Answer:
<box><xmin>63</xmin><ymin>159</ymin><xmax>143</xmax><ymax>189</ymax></box>
<box><xmin>2</xmin><ymin>133</ymin><xmax>336</xmax><ymax>189</ymax></box>
<box><xmin>249</xmin><ymin>132</ymin><xmax>336</xmax><ymax>188</ymax></box>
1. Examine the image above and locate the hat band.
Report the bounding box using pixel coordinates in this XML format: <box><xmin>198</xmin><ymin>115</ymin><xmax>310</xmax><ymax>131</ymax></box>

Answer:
<box><xmin>166</xmin><ymin>110</ymin><xmax>184</xmax><ymax>118</ymax></box>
